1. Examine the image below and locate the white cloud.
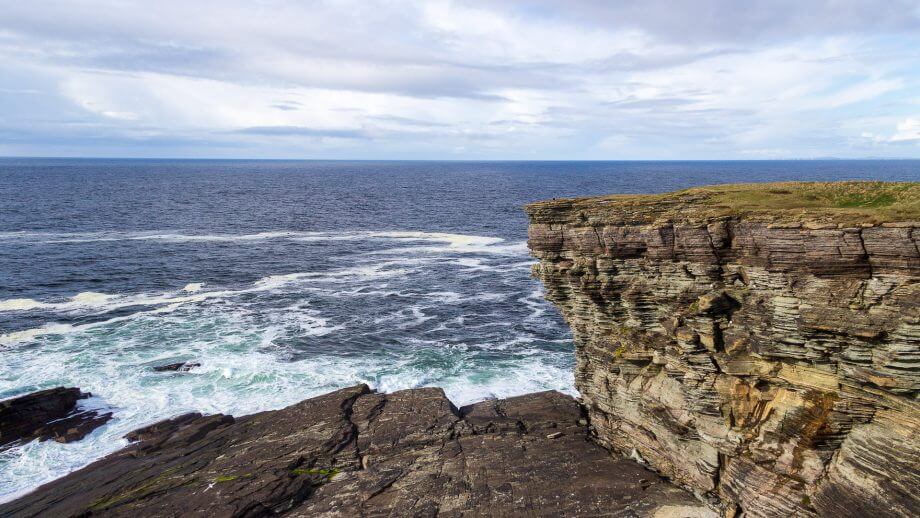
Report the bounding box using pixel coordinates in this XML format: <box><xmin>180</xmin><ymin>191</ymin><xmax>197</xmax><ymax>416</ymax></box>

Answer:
<box><xmin>0</xmin><ymin>0</ymin><xmax>917</xmax><ymax>158</ymax></box>
<box><xmin>890</xmin><ymin>118</ymin><xmax>920</xmax><ymax>142</ymax></box>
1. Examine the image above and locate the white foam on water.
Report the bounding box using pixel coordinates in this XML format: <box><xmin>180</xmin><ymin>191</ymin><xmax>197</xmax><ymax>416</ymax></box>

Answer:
<box><xmin>520</xmin><ymin>288</ymin><xmax>551</xmax><ymax>321</ymax></box>
<box><xmin>0</xmin><ymin>295</ymin><xmax>367</xmax><ymax>500</ymax></box>
<box><xmin>0</xmin><ymin>228</ymin><xmax>575</xmax><ymax>502</ymax></box>
<box><xmin>0</xmin><ymin>324</ymin><xmax>75</xmax><ymax>346</ymax></box>
<box><xmin>0</xmin><ymin>298</ymin><xmax>48</xmax><ymax>311</ymax></box>
<box><xmin>0</xmin><ymin>302</ymin><xmax>197</xmax><ymax>346</ymax></box>
<box><xmin>0</xmin><ymin>322</ymin><xmax>572</xmax><ymax>501</ymax></box>
<box><xmin>1</xmin><ymin>292</ymin><xmax>122</xmax><ymax>314</ymax></box>
<box><xmin>424</xmin><ymin>291</ymin><xmax>507</xmax><ymax>304</ymax></box>
<box><xmin>291</xmin><ymin>231</ymin><xmax>505</xmax><ymax>249</ymax></box>
<box><xmin>0</xmin><ymin>262</ymin><xmax>421</xmax><ymax>342</ymax></box>
<box><xmin>371</xmin><ymin>352</ymin><xmax>576</xmax><ymax>406</ymax></box>
<box><xmin>365</xmin><ymin>240</ymin><xmax>528</xmax><ymax>257</ymax></box>
<box><xmin>1</xmin><ymin>229</ymin><xmax>510</xmax><ymax>248</ymax></box>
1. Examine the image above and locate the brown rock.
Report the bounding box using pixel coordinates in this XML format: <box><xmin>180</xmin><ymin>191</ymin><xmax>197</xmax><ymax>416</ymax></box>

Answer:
<box><xmin>526</xmin><ymin>182</ymin><xmax>920</xmax><ymax>517</ymax></box>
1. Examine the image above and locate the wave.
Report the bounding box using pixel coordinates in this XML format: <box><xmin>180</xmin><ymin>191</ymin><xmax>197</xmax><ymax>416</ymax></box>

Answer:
<box><xmin>0</xmin><ymin>292</ymin><xmax>121</xmax><ymax>314</ymax></box>
<box><xmin>0</xmin><ymin>229</ymin><xmax>508</xmax><ymax>248</ymax></box>
<box><xmin>0</xmin><ymin>261</ymin><xmax>422</xmax><ymax>344</ymax></box>
<box><xmin>0</xmin><ymin>298</ymin><xmax>48</xmax><ymax>311</ymax></box>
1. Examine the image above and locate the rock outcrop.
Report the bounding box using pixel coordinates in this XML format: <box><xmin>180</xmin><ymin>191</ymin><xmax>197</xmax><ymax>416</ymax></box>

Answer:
<box><xmin>527</xmin><ymin>182</ymin><xmax>920</xmax><ymax>517</ymax></box>
<box><xmin>153</xmin><ymin>361</ymin><xmax>201</xmax><ymax>372</ymax></box>
<box><xmin>1</xmin><ymin>385</ymin><xmax>712</xmax><ymax>517</ymax></box>
<box><xmin>0</xmin><ymin>387</ymin><xmax>112</xmax><ymax>448</ymax></box>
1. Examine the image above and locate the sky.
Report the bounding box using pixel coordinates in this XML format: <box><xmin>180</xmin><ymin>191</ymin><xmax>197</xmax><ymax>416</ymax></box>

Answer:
<box><xmin>1</xmin><ymin>0</ymin><xmax>919</xmax><ymax>159</ymax></box>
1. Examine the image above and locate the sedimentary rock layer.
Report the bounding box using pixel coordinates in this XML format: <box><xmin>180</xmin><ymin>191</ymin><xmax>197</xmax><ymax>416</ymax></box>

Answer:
<box><xmin>1</xmin><ymin>386</ymin><xmax>710</xmax><ymax>517</ymax></box>
<box><xmin>0</xmin><ymin>387</ymin><xmax>112</xmax><ymax>448</ymax></box>
<box><xmin>527</xmin><ymin>182</ymin><xmax>920</xmax><ymax>517</ymax></box>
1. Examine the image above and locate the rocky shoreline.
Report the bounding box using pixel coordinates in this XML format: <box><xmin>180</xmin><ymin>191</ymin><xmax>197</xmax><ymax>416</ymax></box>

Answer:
<box><xmin>0</xmin><ymin>385</ymin><xmax>712</xmax><ymax>517</ymax></box>
<box><xmin>0</xmin><ymin>387</ymin><xmax>112</xmax><ymax>448</ymax></box>
<box><xmin>2</xmin><ymin>182</ymin><xmax>917</xmax><ymax>517</ymax></box>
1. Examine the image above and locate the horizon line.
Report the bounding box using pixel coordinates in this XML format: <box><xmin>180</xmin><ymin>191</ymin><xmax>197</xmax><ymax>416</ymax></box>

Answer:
<box><xmin>3</xmin><ymin>156</ymin><xmax>919</xmax><ymax>162</ymax></box>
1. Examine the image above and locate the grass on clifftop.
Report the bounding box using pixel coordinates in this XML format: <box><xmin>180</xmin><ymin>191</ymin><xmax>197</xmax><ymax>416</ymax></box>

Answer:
<box><xmin>529</xmin><ymin>181</ymin><xmax>919</xmax><ymax>225</ymax></box>
<box><xmin>700</xmin><ymin>182</ymin><xmax>919</xmax><ymax>222</ymax></box>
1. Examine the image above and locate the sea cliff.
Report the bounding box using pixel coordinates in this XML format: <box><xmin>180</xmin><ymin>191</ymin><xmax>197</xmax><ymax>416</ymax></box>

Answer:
<box><xmin>527</xmin><ymin>182</ymin><xmax>919</xmax><ymax>517</ymax></box>
<box><xmin>3</xmin><ymin>181</ymin><xmax>918</xmax><ymax>517</ymax></box>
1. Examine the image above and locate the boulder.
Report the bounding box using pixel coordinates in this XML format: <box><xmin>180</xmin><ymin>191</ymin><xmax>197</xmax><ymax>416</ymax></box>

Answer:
<box><xmin>152</xmin><ymin>361</ymin><xmax>201</xmax><ymax>372</ymax></box>
<box><xmin>0</xmin><ymin>387</ymin><xmax>112</xmax><ymax>448</ymax></box>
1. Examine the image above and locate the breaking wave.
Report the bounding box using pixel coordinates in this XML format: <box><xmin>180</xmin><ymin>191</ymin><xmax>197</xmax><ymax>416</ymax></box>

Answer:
<box><xmin>0</xmin><ymin>229</ymin><xmax>573</xmax><ymax>501</ymax></box>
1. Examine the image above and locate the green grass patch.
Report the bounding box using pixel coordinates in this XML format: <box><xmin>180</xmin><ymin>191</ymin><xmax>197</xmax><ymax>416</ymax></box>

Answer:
<box><xmin>528</xmin><ymin>181</ymin><xmax>920</xmax><ymax>225</ymax></box>
<box><xmin>291</xmin><ymin>467</ymin><xmax>340</xmax><ymax>481</ymax></box>
<box><xmin>88</xmin><ymin>467</ymin><xmax>180</xmax><ymax>510</ymax></box>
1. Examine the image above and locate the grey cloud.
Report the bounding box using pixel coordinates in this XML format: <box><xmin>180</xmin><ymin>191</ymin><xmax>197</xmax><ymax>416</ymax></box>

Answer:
<box><xmin>484</xmin><ymin>0</ymin><xmax>920</xmax><ymax>44</ymax></box>
<box><xmin>233</xmin><ymin>126</ymin><xmax>371</xmax><ymax>139</ymax></box>
<box><xmin>365</xmin><ymin>115</ymin><xmax>451</xmax><ymax>128</ymax></box>
<box><xmin>270</xmin><ymin>101</ymin><xmax>303</xmax><ymax>111</ymax></box>
<box><xmin>0</xmin><ymin>0</ymin><xmax>917</xmax><ymax>159</ymax></box>
<box><xmin>605</xmin><ymin>98</ymin><xmax>699</xmax><ymax>109</ymax></box>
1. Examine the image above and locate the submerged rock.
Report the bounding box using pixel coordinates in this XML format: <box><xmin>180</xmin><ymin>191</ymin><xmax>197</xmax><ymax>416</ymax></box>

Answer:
<box><xmin>0</xmin><ymin>387</ymin><xmax>113</xmax><ymax>448</ymax></box>
<box><xmin>0</xmin><ymin>386</ymin><xmax>714</xmax><ymax>517</ymax></box>
<box><xmin>152</xmin><ymin>361</ymin><xmax>201</xmax><ymax>372</ymax></box>
<box><xmin>526</xmin><ymin>182</ymin><xmax>920</xmax><ymax>517</ymax></box>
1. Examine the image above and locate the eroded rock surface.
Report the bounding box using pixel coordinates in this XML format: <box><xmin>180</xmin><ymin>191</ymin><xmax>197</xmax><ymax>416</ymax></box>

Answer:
<box><xmin>527</xmin><ymin>183</ymin><xmax>920</xmax><ymax>517</ymax></box>
<box><xmin>0</xmin><ymin>387</ymin><xmax>112</xmax><ymax>448</ymax></box>
<box><xmin>0</xmin><ymin>386</ymin><xmax>710</xmax><ymax>517</ymax></box>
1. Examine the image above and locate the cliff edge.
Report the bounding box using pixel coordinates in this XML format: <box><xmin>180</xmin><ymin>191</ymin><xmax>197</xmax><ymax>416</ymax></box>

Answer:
<box><xmin>527</xmin><ymin>181</ymin><xmax>919</xmax><ymax>517</ymax></box>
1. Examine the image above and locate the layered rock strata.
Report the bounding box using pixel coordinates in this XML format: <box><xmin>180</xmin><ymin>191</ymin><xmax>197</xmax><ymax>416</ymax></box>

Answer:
<box><xmin>1</xmin><ymin>386</ymin><xmax>711</xmax><ymax>517</ymax></box>
<box><xmin>527</xmin><ymin>182</ymin><xmax>920</xmax><ymax>517</ymax></box>
<box><xmin>0</xmin><ymin>387</ymin><xmax>112</xmax><ymax>448</ymax></box>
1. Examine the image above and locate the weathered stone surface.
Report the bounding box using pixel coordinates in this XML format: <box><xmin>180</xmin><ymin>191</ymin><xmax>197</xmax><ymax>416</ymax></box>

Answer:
<box><xmin>1</xmin><ymin>386</ymin><xmax>712</xmax><ymax>517</ymax></box>
<box><xmin>527</xmin><ymin>183</ymin><xmax>920</xmax><ymax>517</ymax></box>
<box><xmin>0</xmin><ymin>387</ymin><xmax>112</xmax><ymax>448</ymax></box>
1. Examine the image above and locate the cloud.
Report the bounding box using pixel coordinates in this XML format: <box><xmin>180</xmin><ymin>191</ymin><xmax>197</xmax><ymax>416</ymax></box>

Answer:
<box><xmin>0</xmin><ymin>0</ymin><xmax>917</xmax><ymax>158</ymax></box>
<box><xmin>891</xmin><ymin>118</ymin><xmax>920</xmax><ymax>142</ymax></box>
<box><xmin>234</xmin><ymin>126</ymin><xmax>370</xmax><ymax>139</ymax></box>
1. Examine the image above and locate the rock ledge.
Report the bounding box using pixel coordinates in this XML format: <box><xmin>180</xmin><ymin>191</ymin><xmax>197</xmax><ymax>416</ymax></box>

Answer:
<box><xmin>1</xmin><ymin>386</ymin><xmax>712</xmax><ymax>517</ymax></box>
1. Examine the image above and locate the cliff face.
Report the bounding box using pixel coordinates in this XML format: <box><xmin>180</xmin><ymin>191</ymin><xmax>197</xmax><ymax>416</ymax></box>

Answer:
<box><xmin>527</xmin><ymin>183</ymin><xmax>920</xmax><ymax>517</ymax></box>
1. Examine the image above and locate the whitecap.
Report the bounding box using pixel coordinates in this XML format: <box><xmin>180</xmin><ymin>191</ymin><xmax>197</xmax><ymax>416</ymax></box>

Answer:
<box><xmin>0</xmin><ymin>324</ymin><xmax>74</xmax><ymax>346</ymax></box>
<box><xmin>1</xmin><ymin>229</ymin><xmax>509</xmax><ymax>249</ymax></box>
<box><xmin>70</xmin><ymin>292</ymin><xmax>115</xmax><ymax>305</ymax></box>
<box><xmin>0</xmin><ymin>298</ymin><xmax>47</xmax><ymax>312</ymax></box>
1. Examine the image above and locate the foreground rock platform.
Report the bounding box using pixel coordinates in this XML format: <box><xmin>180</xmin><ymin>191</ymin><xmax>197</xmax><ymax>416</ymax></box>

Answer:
<box><xmin>527</xmin><ymin>182</ymin><xmax>920</xmax><ymax>517</ymax></box>
<box><xmin>0</xmin><ymin>385</ymin><xmax>711</xmax><ymax>517</ymax></box>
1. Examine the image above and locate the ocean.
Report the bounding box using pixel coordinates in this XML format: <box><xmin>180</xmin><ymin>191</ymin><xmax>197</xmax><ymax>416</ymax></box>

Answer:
<box><xmin>1</xmin><ymin>158</ymin><xmax>918</xmax><ymax>499</ymax></box>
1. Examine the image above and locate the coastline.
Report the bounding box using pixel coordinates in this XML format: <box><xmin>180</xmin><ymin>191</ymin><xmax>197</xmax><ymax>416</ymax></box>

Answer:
<box><xmin>2</xmin><ymin>181</ymin><xmax>918</xmax><ymax>516</ymax></box>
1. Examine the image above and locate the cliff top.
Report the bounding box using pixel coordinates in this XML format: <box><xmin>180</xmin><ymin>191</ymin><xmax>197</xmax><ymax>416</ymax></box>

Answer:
<box><xmin>526</xmin><ymin>181</ymin><xmax>919</xmax><ymax>226</ymax></box>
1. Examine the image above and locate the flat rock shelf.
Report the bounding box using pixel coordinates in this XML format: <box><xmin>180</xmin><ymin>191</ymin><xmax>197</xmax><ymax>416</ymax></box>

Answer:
<box><xmin>0</xmin><ymin>385</ymin><xmax>712</xmax><ymax>517</ymax></box>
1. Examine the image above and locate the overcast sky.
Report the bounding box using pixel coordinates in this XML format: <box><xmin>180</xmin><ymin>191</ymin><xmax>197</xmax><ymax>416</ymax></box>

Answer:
<box><xmin>1</xmin><ymin>0</ymin><xmax>919</xmax><ymax>159</ymax></box>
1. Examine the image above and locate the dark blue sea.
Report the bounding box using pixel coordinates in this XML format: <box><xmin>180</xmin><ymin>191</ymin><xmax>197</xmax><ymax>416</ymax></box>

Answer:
<box><xmin>1</xmin><ymin>158</ymin><xmax>918</xmax><ymax>499</ymax></box>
